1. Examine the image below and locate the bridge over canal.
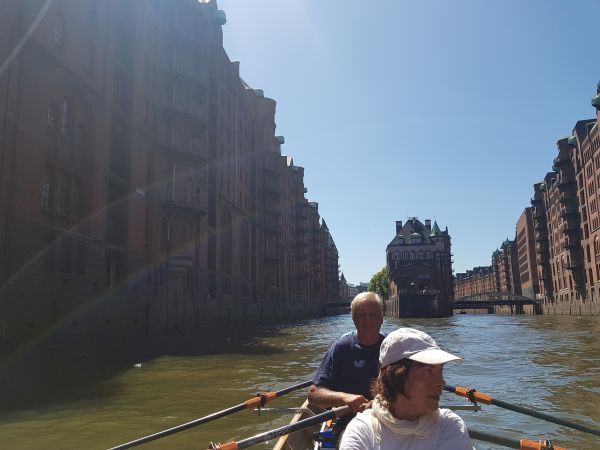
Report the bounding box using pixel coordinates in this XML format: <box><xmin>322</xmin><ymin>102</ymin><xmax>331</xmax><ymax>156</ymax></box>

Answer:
<box><xmin>453</xmin><ymin>291</ymin><xmax>540</xmax><ymax>314</ymax></box>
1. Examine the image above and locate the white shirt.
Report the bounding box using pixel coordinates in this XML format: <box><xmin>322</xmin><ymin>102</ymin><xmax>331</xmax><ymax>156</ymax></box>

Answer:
<box><xmin>339</xmin><ymin>408</ymin><xmax>474</xmax><ymax>450</ymax></box>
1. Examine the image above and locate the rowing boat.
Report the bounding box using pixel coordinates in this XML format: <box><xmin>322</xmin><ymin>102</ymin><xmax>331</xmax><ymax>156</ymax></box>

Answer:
<box><xmin>272</xmin><ymin>400</ymin><xmax>327</xmax><ymax>450</ymax></box>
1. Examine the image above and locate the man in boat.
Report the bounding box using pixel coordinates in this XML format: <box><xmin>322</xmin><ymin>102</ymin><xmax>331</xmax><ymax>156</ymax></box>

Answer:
<box><xmin>308</xmin><ymin>291</ymin><xmax>385</xmax><ymax>413</ymax></box>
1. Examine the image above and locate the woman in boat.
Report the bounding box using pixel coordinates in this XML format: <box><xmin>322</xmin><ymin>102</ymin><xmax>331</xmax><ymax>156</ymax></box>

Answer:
<box><xmin>339</xmin><ymin>327</ymin><xmax>473</xmax><ymax>450</ymax></box>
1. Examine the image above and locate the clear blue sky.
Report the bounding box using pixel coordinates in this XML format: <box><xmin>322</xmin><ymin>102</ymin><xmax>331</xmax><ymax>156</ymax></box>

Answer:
<box><xmin>218</xmin><ymin>0</ymin><xmax>600</xmax><ymax>285</ymax></box>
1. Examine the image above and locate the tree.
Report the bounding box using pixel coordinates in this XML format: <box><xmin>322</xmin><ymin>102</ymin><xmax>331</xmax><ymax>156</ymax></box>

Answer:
<box><xmin>368</xmin><ymin>266</ymin><xmax>389</xmax><ymax>300</ymax></box>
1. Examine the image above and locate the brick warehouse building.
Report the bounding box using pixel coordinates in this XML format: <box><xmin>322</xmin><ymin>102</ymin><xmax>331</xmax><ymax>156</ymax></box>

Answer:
<box><xmin>454</xmin><ymin>266</ymin><xmax>495</xmax><ymax>299</ymax></box>
<box><xmin>492</xmin><ymin>238</ymin><xmax>521</xmax><ymax>295</ymax></box>
<box><xmin>454</xmin><ymin>235</ymin><xmax>522</xmax><ymax>300</ymax></box>
<box><xmin>456</xmin><ymin>82</ymin><xmax>600</xmax><ymax>315</ymax></box>
<box><xmin>516</xmin><ymin>207</ymin><xmax>539</xmax><ymax>299</ymax></box>
<box><xmin>0</xmin><ymin>0</ymin><xmax>340</xmax><ymax>344</ymax></box>
<box><xmin>532</xmin><ymin>86</ymin><xmax>600</xmax><ymax>314</ymax></box>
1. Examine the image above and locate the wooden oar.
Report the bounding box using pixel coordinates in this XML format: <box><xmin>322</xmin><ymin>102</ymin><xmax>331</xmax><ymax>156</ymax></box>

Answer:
<box><xmin>108</xmin><ymin>380</ymin><xmax>312</xmax><ymax>450</ymax></box>
<box><xmin>445</xmin><ymin>384</ymin><xmax>600</xmax><ymax>438</ymax></box>
<box><xmin>469</xmin><ymin>427</ymin><xmax>568</xmax><ymax>450</ymax></box>
<box><xmin>208</xmin><ymin>405</ymin><xmax>352</xmax><ymax>450</ymax></box>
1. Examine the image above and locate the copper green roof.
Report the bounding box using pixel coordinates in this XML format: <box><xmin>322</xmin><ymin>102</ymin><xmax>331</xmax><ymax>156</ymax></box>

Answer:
<box><xmin>430</xmin><ymin>221</ymin><xmax>441</xmax><ymax>236</ymax></box>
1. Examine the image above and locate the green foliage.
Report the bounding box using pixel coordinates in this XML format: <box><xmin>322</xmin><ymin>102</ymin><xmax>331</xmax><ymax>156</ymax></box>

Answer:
<box><xmin>368</xmin><ymin>267</ymin><xmax>389</xmax><ymax>300</ymax></box>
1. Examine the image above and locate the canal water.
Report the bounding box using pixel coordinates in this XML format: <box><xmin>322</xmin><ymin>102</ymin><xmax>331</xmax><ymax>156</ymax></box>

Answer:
<box><xmin>0</xmin><ymin>314</ymin><xmax>599</xmax><ymax>450</ymax></box>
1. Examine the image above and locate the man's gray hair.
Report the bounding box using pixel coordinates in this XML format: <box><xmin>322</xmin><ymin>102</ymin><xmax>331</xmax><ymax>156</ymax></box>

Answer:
<box><xmin>350</xmin><ymin>291</ymin><xmax>383</xmax><ymax>318</ymax></box>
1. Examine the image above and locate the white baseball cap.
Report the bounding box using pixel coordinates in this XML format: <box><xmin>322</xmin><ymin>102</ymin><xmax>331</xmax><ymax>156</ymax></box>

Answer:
<box><xmin>379</xmin><ymin>327</ymin><xmax>463</xmax><ymax>368</ymax></box>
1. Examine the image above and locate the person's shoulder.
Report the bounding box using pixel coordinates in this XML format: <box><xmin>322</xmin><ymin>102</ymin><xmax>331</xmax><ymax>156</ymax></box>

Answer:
<box><xmin>437</xmin><ymin>409</ymin><xmax>469</xmax><ymax>432</ymax></box>
<box><xmin>341</xmin><ymin>410</ymin><xmax>374</xmax><ymax>442</ymax></box>
<box><xmin>334</xmin><ymin>332</ymin><xmax>356</xmax><ymax>348</ymax></box>
<box><xmin>438</xmin><ymin>408</ymin><xmax>467</xmax><ymax>423</ymax></box>
<box><xmin>354</xmin><ymin>409</ymin><xmax>374</xmax><ymax>424</ymax></box>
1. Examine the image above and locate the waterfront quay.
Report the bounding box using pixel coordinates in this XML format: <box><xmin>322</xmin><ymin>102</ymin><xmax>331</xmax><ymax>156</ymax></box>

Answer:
<box><xmin>0</xmin><ymin>314</ymin><xmax>598</xmax><ymax>450</ymax></box>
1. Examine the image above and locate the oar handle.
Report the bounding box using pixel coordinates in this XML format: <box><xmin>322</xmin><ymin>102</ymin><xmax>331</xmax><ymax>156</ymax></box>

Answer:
<box><xmin>208</xmin><ymin>405</ymin><xmax>352</xmax><ymax>450</ymax></box>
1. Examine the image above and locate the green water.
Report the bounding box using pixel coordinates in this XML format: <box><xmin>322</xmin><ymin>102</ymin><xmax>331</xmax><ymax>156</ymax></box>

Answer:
<box><xmin>0</xmin><ymin>315</ymin><xmax>599</xmax><ymax>450</ymax></box>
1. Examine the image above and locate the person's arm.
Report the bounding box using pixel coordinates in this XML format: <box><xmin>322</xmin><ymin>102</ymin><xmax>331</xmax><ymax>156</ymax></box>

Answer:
<box><xmin>307</xmin><ymin>384</ymin><xmax>369</xmax><ymax>413</ymax></box>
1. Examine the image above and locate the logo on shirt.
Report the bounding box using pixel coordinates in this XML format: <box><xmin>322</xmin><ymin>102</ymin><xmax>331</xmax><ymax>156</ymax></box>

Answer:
<box><xmin>353</xmin><ymin>359</ymin><xmax>366</xmax><ymax>368</ymax></box>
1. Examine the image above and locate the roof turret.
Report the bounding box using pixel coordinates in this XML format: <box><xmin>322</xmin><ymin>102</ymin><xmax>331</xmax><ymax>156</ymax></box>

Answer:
<box><xmin>430</xmin><ymin>221</ymin><xmax>441</xmax><ymax>236</ymax></box>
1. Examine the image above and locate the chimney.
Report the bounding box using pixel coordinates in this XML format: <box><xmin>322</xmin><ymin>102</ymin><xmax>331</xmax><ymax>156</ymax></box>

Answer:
<box><xmin>396</xmin><ymin>221</ymin><xmax>403</xmax><ymax>234</ymax></box>
<box><xmin>425</xmin><ymin>219</ymin><xmax>431</xmax><ymax>229</ymax></box>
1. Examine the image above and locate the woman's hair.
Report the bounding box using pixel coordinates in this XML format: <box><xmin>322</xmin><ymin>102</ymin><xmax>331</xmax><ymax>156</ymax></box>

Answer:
<box><xmin>371</xmin><ymin>359</ymin><xmax>421</xmax><ymax>403</ymax></box>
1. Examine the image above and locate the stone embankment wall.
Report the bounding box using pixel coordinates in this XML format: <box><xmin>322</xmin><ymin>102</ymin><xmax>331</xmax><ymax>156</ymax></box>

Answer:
<box><xmin>462</xmin><ymin>302</ymin><xmax>600</xmax><ymax>316</ymax></box>
<box><xmin>541</xmin><ymin>301</ymin><xmax>600</xmax><ymax>316</ymax></box>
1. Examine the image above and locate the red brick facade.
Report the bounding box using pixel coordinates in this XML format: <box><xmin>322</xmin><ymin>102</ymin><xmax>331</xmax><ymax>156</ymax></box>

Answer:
<box><xmin>456</xmin><ymin>82</ymin><xmax>600</xmax><ymax>315</ymax></box>
<box><xmin>0</xmin><ymin>0</ymin><xmax>339</xmax><ymax>342</ymax></box>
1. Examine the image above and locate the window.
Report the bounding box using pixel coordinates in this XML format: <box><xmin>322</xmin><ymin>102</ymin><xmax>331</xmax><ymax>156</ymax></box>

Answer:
<box><xmin>59</xmin><ymin>237</ymin><xmax>73</xmax><ymax>273</ymax></box>
<box><xmin>161</xmin><ymin>216</ymin><xmax>168</xmax><ymax>246</ymax></box>
<box><xmin>186</xmin><ymin>218</ymin><xmax>193</xmax><ymax>240</ymax></box>
<box><xmin>143</xmin><ymin>97</ymin><xmax>149</xmax><ymax>124</ymax></box>
<box><xmin>144</xmin><ymin>209</ymin><xmax>151</xmax><ymax>246</ymax></box>
<box><xmin>47</xmin><ymin>103</ymin><xmax>59</xmax><ymax>154</ymax></box>
<box><xmin>186</xmin><ymin>178</ymin><xmax>193</xmax><ymax>203</ymax></box>
<box><xmin>76</xmin><ymin>241</ymin><xmax>86</xmax><ymax>275</ymax></box>
<box><xmin>53</xmin><ymin>15</ymin><xmax>65</xmax><ymax>48</ymax></box>
<box><xmin>220</xmin><ymin>207</ymin><xmax>232</xmax><ymax>274</ymax></box>
<box><xmin>76</xmin><ymin>123</ymin><xmax>87</xmax><ymax>152</ymax></box>
<box><xmin>44</xmin><ymin>233</ymin><xmax>56</xmax><ymax>271</ymax></box>
<box><xmin>41</xmin><ymin>165</ymin><xmax>55</xmax><ymax>210</ymax></box>
<box><xmin>83</xmin><ymin>42</ymin><xmax>94</xmax><ymax>73</ymax></box>
<box><xmin>47</xmin><ymin>103</ymin><xmax>58</xmax><ymax>129</ymax></box>
<box><xmin>87</xmin><ymin>1</ymin><xmax>98</xmax><ymax>23</ymax></box>
<box><xmin>61</xmin><ymin>97</ymin><xmax>74</xmax><ymax>136</ymax></box>
<box><xmin>72</xmin><ymin>177</ymin><xmax>83</xmax><ymax>218</ymax></box>
<box><xmin>56</xmin><ymin>170</ymin><xmax>71</xmax><ymax>215</ymax></box>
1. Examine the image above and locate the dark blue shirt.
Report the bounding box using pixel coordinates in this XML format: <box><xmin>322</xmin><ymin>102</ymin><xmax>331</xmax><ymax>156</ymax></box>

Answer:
<box><xmin>312</xmin><ymin>333</ymin><xmax>385</xmax><ymax>400</ymax></box>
